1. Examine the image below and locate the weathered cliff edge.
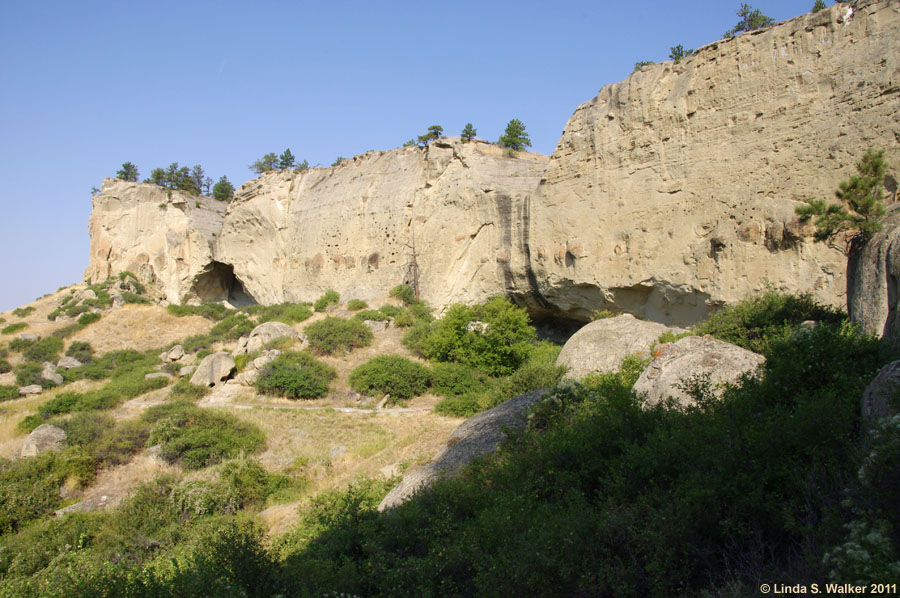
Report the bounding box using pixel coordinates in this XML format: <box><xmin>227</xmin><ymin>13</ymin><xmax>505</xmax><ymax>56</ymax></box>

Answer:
<box><xmin>528</xmin><ymin>0</ymin><xmax>899</xmax><ymax>323</ymax></box>
<box><xmin>87</xmin><ymin>0</ymin><xmax>900</xmax><ymax>324</ymax></box>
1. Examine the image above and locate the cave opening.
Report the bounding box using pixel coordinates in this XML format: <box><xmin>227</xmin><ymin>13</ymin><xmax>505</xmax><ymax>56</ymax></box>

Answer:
<box><xmin>190</xmin><ymin>261</ymin><xmax>257</xmax><ymax>307</ymax></box>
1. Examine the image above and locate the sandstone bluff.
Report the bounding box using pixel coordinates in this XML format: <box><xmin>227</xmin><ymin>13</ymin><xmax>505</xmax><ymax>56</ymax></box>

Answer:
<box><xmin>87</xmin><ymin>0</ymin><xmax>899</xmax><ymax>326</ymax></box>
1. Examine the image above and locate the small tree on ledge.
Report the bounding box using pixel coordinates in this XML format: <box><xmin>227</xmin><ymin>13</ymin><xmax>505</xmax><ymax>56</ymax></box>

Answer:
<box><xmin>498</xmin><ymin>119</ymin><xmax>531</xmax><ymax>153</ymax></box>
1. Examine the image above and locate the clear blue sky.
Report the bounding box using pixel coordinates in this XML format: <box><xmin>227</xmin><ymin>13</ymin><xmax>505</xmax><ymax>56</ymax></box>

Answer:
<box><xmin>0</xmin><ymin>0</ymin><xmax>825</xmax><ymax>312</ymax></box>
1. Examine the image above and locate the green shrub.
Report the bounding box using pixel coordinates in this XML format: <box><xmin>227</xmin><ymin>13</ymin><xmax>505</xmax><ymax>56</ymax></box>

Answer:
<box><xmin>420</xmin><ymin>297</ymin><xmax>536</xmax><ymax>375</ymax></box>
<box><xmin>352</xmin><ymin>309</ymin><xmax>389</xmax><ymax>322</ymax></box>
<box><xmin>1</xmin><ymin>322</ymin><xmax>28</xmax><ymax>335</ymax></box>
<box><xmin>431</xmin><ymin>362</ymin><xmax>486</xmax><ymax>396</ymax></box>
<box><xmin>23</xmin><ymin>337</ymin><xmax>63</xmax><ymax>363</ymax></box>
<box><xmin>219</xmin><ymin>458</ymin><xmax>292</xmax><ymax>509</ymax></box>
<box><xmin>14</xmin><ymin>363</ymin><xmax>54</xmax><ymax>389</ymax></box>
<box><xmin>39</xmin><ymin>369</ymin><xmax>167</xmax><ymax>416</ymax></box>
<box><xmin>305</xmin><ymin>317</ymin><xmax>373</xmax><ymax>355</ymax></box>
<box><xmin>389</xmin><ymin>284</ymin><xmax>416</xmax><ymax>305</ymax></box>
<box><xmin>142</xmin><ymin>401</ymin><xmax>266</xmax><ymax>469</ymax></box>
<box><xmin>0</xmin><ymin>359</ymin><xmax>10</xmax><ymax>375</ymax></box>
<box><xmin>11</xmin><ymin>306</ymin><xmax>34</xmax><ymax>318</ymax></box>
<box><xmin>182</xmin><ymin>313</ymin><xmax>254</xmax><ymax>353</ymax></box>
<box><xmin>65</xmin><ymin>341</ymin><xmax>93</xmax><ymax>363</ymax></box>
<box><xmin>50</xmin><ymin>324</ymin><xmax>82</xmax><ymax>339</ymax></box>
<box><xmin>0</xmin><ymin>454</ymin><xmax>67</xmax><ymax>535</ymax></box>
<box><xmin>255</xmin><ymin>351</ymin><xmax>336</xmax><ymax>399</ymax></box>
<box><xmin>57</xmin><ymin>412</ymin><xmax>114</xmax><ymax>447</ymax></box>
<box><xmin>121</xmin><ymin>291</ymin><xmax>151</xmax><ymax>304</ymax></box>
<box><xmin>169</xmin><ymin>378</ymin><xmax>210</xmax><ymax>400</ymax></box>
<box><xmin>245</xmin><ymin>302</ymin><xmax>313</xmax><ymax>324</ymax></box>
<box><xmin>167</xmin><ymin>302</ymin><xmax>230</xmax><ymax>321</ymax></box>
<box><xmin>346</xmin><ymin>299</ymin><xmax>368</xmax><ymax>311</ymax></box>
<box><xmin>118</xmin><ymin>271</ymin><xmax>146</xmax><ymax>294</ymax></box>
<box><xmin>0</xmin><ymin>385</ymin><xmax>19</xmax><ymax>402</ymax></box>
<box><xmin>76</xmin><ymin>312</ymin><xmax>101</xmax><ymax>327</ymax></box>
<box><xmin>313</xmin><ymin>289</ymin><xmax>340</xmax><ymax>312</ymax></box>
<box><xmin>349</xmin><ymin>355</ymin><xmax>432</xmax><ymax>401</ymax></box>
<box><xmin>64</xmin><ymin>348</ymin><xmax>157</xmax><ymax>381</ymax></box>
<box><xmin>88</xmin><ymin>421</ymin><xmax>150</xmax><ymax>467</ymax></box>
<box><xmin>7</xmin><ymin>337</ymin><xmax>34</xmax><ymax>352</ymax></box>
<box><xmin>378</xmin><ymin>304</ymin><xmax>402</xmax><ymax>318</ymax></box>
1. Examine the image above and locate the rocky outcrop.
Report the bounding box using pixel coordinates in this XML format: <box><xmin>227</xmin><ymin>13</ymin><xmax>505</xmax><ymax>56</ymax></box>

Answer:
<box><xmin>19</xmin><ymin>424</ymin><xmax>66</xmax><ymax>458</ymax></box>
<box><xmin>190</xmin><ymin>352</ymin><xmax>236</xmax><ymax>387</ymax></box>
<box><xmin>85</xmin><ymin>1</ymin><xmax>900</xmax><ymax>325</ymax></box>
<box><xmin>237</xmin><ymin>321</ymin><xmax>299</xmax><ymax>355</ymax></box>
<box><xmin>556</xmin><ymin>314</ymin><xmax>681</xmax><ymax>380</ymax></box>
<box><xmin>848</xmin><ymin>207</ymin><xmax>900</xmax><ymax>346</ymax></box>
<box><xmin>378</xmin><ymin>388</ymin><xmax>548</xmax><ymax>512</ymax></box>
<box><xmin>861</xmin><ymin>360</ymin><xmax>900</xmax><ymax>421</ymax></box>
<box><xmin>633</xmin><ymin>336</ymin><xmax>765</xmax><ymax>407</ymax></box>
<box><xmin>527</xmin><ymin>0</ymin><xmax>899</xmax><ymax>324</ymax></box>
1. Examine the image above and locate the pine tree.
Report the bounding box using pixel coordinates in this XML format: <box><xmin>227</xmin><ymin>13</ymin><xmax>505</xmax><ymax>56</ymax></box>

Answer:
<box><xmin>461</xmin><ymin>123</ymin><xmax>477</xmax><ymax>143</ymax></box>
<box><xmin>498</xmin><ymin>119</ymin><xmax>531</xmax><ymax>152</ymax></box>
<box><xmin>278</xmin><ymin>148</ymin><xmax>296</xmax><ymax>170</ymax></box>
<box><xmin>250</xmin><ymin>153</ymin><xmax>279</xmax><ymax>175</ymax></box>
<box><xmin>724</xmin><ymin>3</ymin><xmax>776</xmax><ymax>38</ymax></box>
<box><xmin>417</xmin><ymin>125</ymin><xmax>444</xmax><ymax>147</ymax></box>
<box><xmin>212</xmin><ymin>176</ymin><xmax>235</xmax><ymax>201</ymax></box>
<box><xmin>116</xmin><ymin>162</ymin><xmax>139</xmax><ymax>182</ymax></box>
<box><xmin>812</xmin><ymin>0</ymin><xmax>827</xmax><ymax>12</ymax></box>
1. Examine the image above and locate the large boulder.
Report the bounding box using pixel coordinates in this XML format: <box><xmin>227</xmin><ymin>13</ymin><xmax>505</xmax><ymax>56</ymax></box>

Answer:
<box><xmin>19</xmin><ymin>424</ymin><xmax>67</xmax><ymax>458</ymax></box>
<box><xmin>556</xmin><ymin>314</ymin><xmax>682</xmax><ymax>380</ymax></box>
<box><xmin>847</xmin><ymin>208</ymin><xmax>900</xmax><ymax>347</ymax></box>
<box><xmin>378</xmin><ymin>388</ymin><xmax>548</xmax><ymax>512</ymax></box>
<box><xmin>633</xmin><ymin>336</ymin><xmax>764</xmax><ymax>408</ymax></box>
<box><xmin>57</xmin><ymin>356</ymin><xmax>82</xmax><ymax>369</ymax></box>
<box><xmin>190</xmin><ymin>352</ymin><xmax>236</xmax><ymax>387</ymax></box>
<box><xmin>41</xmin><ymin>362</ymin><xmax>63</xmax><ymax>386</ymax></box>
<box><xmin>861</xmin><ymin>360</ymin><xmax>900</xmax><ymax>422</ymax></box>
<box><xmin>245</xmin><ymin>321</ymin><xmax>299</xmax><ymax>353</ymax></box>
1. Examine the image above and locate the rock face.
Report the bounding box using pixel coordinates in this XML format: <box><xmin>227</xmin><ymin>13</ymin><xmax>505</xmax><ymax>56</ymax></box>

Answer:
<box><xmin>85</xmin><ymin>1</ymin><xmax>900</xmax><ymax>325</ymax></box>
<box><xmin>378</xmin><ymin>388</ymin><xmax>548</xmax><ymax>512</ymax></box>
<box><xmin>848</xmin><ymin>207</ymin><xmax>900</xmax><ymax>346</ymax></box>
<box><xmin>861</xmin><ymin>360</ymin><xmax>900</xmax><ymax>421</ymax></box>
<box><xmin>244</xmin><ymin>321</ymin><xmax>299</xmax><ymax>354</ymax></box>
<box><xmin>634</xmin><ymin>336</ymin><xmax>765</xmax><ymax>407</ymax></box>
<box><xmin>556</xmin><ymin>314</ymin><xmax>681</xmax><ymax>380</ymax></box>
<box><xmin>190</xmin><ymin>352</ymin><xmax>236</xmax><ymax>387</ymax></box>
<box><xmin>19</xmin><ymin>424</ymin><xmax>66</xmax><ymax>458</ymax></box>
<box><xmin>527</xmin><ymin>0</ymin><xmax>898</xmax><ymax>324</ymax></box>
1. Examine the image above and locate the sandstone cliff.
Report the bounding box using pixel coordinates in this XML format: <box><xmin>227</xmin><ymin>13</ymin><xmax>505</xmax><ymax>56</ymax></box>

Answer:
<box><xmin>86</xmin><ymin>0</ymin><xmax>900</xmax><ymax>324</ymax></box>
<box><xmin>528</xmin><ymin>0</ymin><xmax>899</xmax><ymax>323</ymax></box>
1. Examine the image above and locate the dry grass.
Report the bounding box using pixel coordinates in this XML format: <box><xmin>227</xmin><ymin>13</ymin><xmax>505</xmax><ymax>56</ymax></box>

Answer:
<box><xmin>69</xmin><ymin>451</ymin><xmax>181</xmax><ymax>507</ymax></box>
<box><xmin>68</xmin><ymin>304</ymin><xmax>212</xmax><ymax>353</ymax></box>
<box><xmin>0</xmin><ymin>284</ymin><xmax>84</xmax><ymax>341</ymax></box>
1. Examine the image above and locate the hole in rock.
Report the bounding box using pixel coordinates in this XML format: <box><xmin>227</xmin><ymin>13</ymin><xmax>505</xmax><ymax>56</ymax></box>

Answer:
<box><xmin>190</xmin><ymin>261</ymin><xmax>257</xmax><ymax>307</ymax></box>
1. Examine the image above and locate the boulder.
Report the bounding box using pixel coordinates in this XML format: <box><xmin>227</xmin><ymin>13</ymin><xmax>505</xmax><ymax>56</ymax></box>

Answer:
<box><xmin>235</xmin><ymin>369</ymin><xmax>259</xmax><ymax>385</ymax></box>
<box><xmin>18</xmin><ymin>384</ymin><xmax>43</xmax><ymax>396</ymax></box>
<box><xmin>19</xmin><ymin>424</ymin><xmax>66</xmax><ymax>458</ymax></box>
<box><xmin>165</xmin><ymin>344</ymin><xmax>185</xmax><ymax>362</ymax></box>
<box><xmin>189</xmin><ymin>352</ymin><xmax>236</xmax><ymax>387</ymax></box>
<box><xmin>245</xmin><ymin>321</ymin><xmax>299</xmax><ymax>353</ymax></box>
<box><xmin>17</xmin><ymin>333</ymin><xmax>38</xmax><ymax>342</ymax></box>
<box><xmin>861</xmin><ymin>360</ymin><xmax>900</xmax><ymax>422</ymax></box>
<box><xmin>112</xmin><ymin>294</ymin><xmax>125</xmax><ymax>309</ymax></box>
<box><xmin>633</xmin><ymin>336</ymin><xmax>765</xmax><ymax>408</ymax></box>
<box><xmin>556</xmin><ymin>314</ymin><xmax>682</xmax><ymax>380</ymax></box>
<box><xmin>57</xmin><ymin>356</ymin><xmax>82</xmax><ymax>369</ymax></box>
<box><xmin>847</xmin><ymin>209</ymin><xmax>900</xmax><ymax>347</ymax></box>
<box><xmin>179</xmin><ymin>365</ymin><xmax>198</xmax><ymax>377</ymax></box>
<box><xmin>252</xmin><ymin>350</ymin><xmax>281</xmax><ymax>370</ymax></box>
<box><xmin>232</xmin><ymin>336</ymin><xmax>250</xmax><ymax>356</ymax></box>
<box><xmin>378</xmin><ymin>388</ymin><xmax>549</xmax><ymax>512</ymax></box>
<box><xmin>41</xmin><ymin>362</ymin><xmax>63</xmax><ymax>386</ymax></box>
<box><xmin>363</xmin><ymin>319</ymin><xmax>389</xmax><ymax>333</ymax></box>
<box><xmin>55</xmin><ymin>494</ymin><xmax>121</xmax><ymax>516</ymax></box>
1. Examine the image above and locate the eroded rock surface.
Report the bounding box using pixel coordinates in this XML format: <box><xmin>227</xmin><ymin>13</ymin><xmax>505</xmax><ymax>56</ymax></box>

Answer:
<box><xmin>848</xmin><ymin>207</ymin><xmax>900</xmax><ymax>347</ymax></box>
<box><xmin>19</xmin><ymin>424</ymin><xmax>66</xmax><ymax>458</ymax></box>
<box><xmin>862</xmin><ymin>360</ymin><xmax>900</xmax><ymax>421</ymax></box>
<box><xmin>190</xmin><ymin>352</ymin><xmax>236</xmax><ymax>387</ymax></box>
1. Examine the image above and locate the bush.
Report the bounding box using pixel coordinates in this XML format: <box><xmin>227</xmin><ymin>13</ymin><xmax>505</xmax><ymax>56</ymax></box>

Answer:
<box><xmin>431</xmin><ymin>362</ymin><xmax>486</xmax><ymax>397</ymax></box>
<box><xmin>0</xmin><ymin>385</ymin><xmax>19</xmax><ymax>402</ymax></box>
<box><xmin>244</xmin><ymin>302</ymin><xmax>312</xmax><ymax>325</ymax></box>
<box><xmin>57</xmin><ymin>412</ymin><xmax>114</xmax><ymax>447</ymax></box>
<box><xmin>1</xmin><ymin>322</ymin><xmax>28</xmax><ymax>335</ymax></box>
<box><xmin>389</xmin><ymin>284</ymin><xmax>416</xmax><ymax>305</ymax></box>
<box><xmin>420</xmin><ymin>297</ymin><xmax>536</xmax><ymax>375</ymax></box>
<box><xmin>313</xmin><ymin>290</ymin><xmax>340</xmax><ymax>312</ymax></box>
<box><xmin>305</xmin><ymin>317</ymin><xmax>373</xmax><ymax>355</ymax></box>
<box><xmin>14</xmin><ymin>363</ymin><xmax>54</xmax><ymax>389</ymax></box>
<box><xmin>8</xmin><ymin>337</ymin><xmax>34</xmax><ymax>352</ymax></box>
<box><xmin>142</xmin><ymin>401</ymin><xmax>266</xmax><ymax>469</ymax></box>
<box><xmin>23</xmin><ymin>337</ymin><xmax>63</xmax><ymax>363</ymax></box>
<box><xmin>378</xmin><ymin>304</ymin><xmax>402</xmax><ymax>318</ymax></box>
<box><xmin>11</xmin><ymin>306</ymin><xmax>34</xmax><ymax>318</ymax></box>
<box><xmin>39</xmin><ymin>369</ymin><xmax>168</xmax><ymax>417</ymax></box>
<box><xmin>76</xmin><ymin>312</ymin><xmax>101</xmax><ymax>327</ymax></box>
<box><xmin>0</xmin><ymin>454</ymin><xmax>68</xmax><ymax>535</ymax></box>
<box><xmin>169</xmin><ymin>378</ymin><xmax>210</xmax><ymax>400</ymax></box>
<box><xmin>65</xmin><ymin>341</ymin><xmax>93</xmax><ymax>363</ymax></box>
<box><xmin>352</xmin><ymin>309</ymin><xmax>389</xmax><ymax>322</ymax></box>
<box><xmin>0</xmin><ymin>359</ymin><xmax>10</xmax><ymax>374</ymax></box>
<box><xmin>121</xmin><ymin>291</ymin><xmax>151</xmax><ymax>304</ymax></box>
<box><xmin>349</xmin><ymin>355</ymin><xmax>432</xmax><ymax>401</ymax></box>
<box><xmin>255</xmin><ymin>351</ymin><xmax>336</xmax><ymax>399</ymax></box>
<box><xmin>346</xmin><ymin>299</ymin><xmax>368</xmax><ymax>311</ymax></box>
<box><xmin>167</xmin><ymin>303</ymin><xmax>231</xmax><ymax>321</ymax></box>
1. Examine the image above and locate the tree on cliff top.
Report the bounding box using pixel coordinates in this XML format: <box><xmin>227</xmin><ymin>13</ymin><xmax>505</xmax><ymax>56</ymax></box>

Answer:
<box><xmin>461</xmin><ymin>123</ymin><xmax>477</xmax><ymax>143</ymax></box>
<box><xmin>116</xmin><ymin>162</ymin><xmax>139</xmax><ymax>182</ymax></box>
<box><xmin>724</xmin><ymin>3</ymin><xmax>775</xmax><ymax>38</ymax></box>
<box><xmin>796</xmin><ymin>150</ymin><xmax>891</xmax><ymax>249</ymax></box>
<box><xmin>417</xmin><ymin>125</ymin><xmax>444</xmax><ymax>147</ymax></box>
<box><xmin>498</xmin><ymin>119</ymin><xmax>531</xmax><ymax>153</ymax></box>
<box><xmin>249</xmin><ymin>152</ymin><xmax>279</xmax><ymax>175</ymax></box>
<box><xmin>213</xmin><ymin>176</ymin><xmax>235</xmax><ymax>202</ymax></box>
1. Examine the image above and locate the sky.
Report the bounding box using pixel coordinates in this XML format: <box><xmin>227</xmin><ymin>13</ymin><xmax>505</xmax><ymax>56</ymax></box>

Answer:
<box><xmin>0</xmin><ymin>0</ymin><xmax>827</xmax><ymax>312</ymax></box>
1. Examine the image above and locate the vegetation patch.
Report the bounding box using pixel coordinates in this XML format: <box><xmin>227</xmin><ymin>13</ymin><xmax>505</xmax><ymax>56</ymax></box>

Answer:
<box><xmin>0</xmin><ymin>360</ymin><xmax>10</xmax><ymax>375</ymax></box>
<box><xmin>22</xmin><ymin>337</ymin><xmax>63</xmax><ymax>363</ymax></box>
<box><xmin>11</xmin><ymin>307</ymin><xmax>34</xmax><ymax>318</ymax></box>
<box><xmin>352</xmin><ymin>309</ymin><xmax>389</xmax><ymax>322</ymax></box>
<box><xmin>346</xmin><ymin>299</ymin><xmax>367</xmax><ymax>311</ymax></box>
<box><xmin>389</xmin><ymin>284</ymin><xmax>416</xmax><ymax>305</ymax></box>
<box><xmin>0</xmin><ymin>385</ymin><xmax>19</xmax><ymax>402</ymax></box>
<box><xmin>349</xmin><ymin>355</ymin><xmax>432</xmax><ymax>401</ymax></box>
<box><xmin>305</xmin><ymin>317</ymin><xmax>373</xmax><ymax>355</ymax></box>
<box><xmin>255</xmin><ymin>351</ymin><xmax>336</xmax><ymax>399</ymax></box>
<box><xmin>430</xmin><ymin>362</ymin><xmax>486</xmax><ymax>397</ymax></box>
<box><xmin>14</xmin><ymin>363</ymin><xmax>54</xmax><ymax>390</ymax></box>
<box><xmin>166</xmin><ymin>302</ymin><xmax>231</xmax><ymax>321</ymax></box>
<box><xmin>1</xmin><ymin>323</ymin><xmax>28</xmax><ymax>335</ymax></box>
<box><xmin>65</xmin><ymin>341</ymin><xmax>94</xmax><ymax>363</ymax></box>
<box><xmin>142</xmin><ymin>401</ymin><xmax>266</xmax><ymax>469</ymax></box>
<box><xmin>168</xmin><ymin>378</ymin><xmax>210</xmax><ymax>401</ymax></box>
<box><xmin>313</xmin><ymin>290</ymin><xmax>340</xmax><ymax>312</ymax></box>
<box><xmin>244</xmin><ymin>302</ymin><xmax>312</xmax><ymax>325</ymax></box>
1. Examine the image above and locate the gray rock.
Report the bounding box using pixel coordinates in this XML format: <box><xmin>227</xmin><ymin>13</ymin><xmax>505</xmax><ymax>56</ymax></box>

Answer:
<box><xmin>17</xmin><ymin>333</ymin><xmax>38</xmax><ymax>342</ymax></box>
<box><xmin>20</xmin><ymin>424</ymin><xmax>66</xmax><ymax>458</ymax></box>
<box><xmin>633</xmin><ymin>335</ymin><xmax>765</xmax><ymax>408</ymax></box>
<box><xmin>232</xmin><ymin>336</ymin><xmax>250</xmax><ymax>357</ymax></box>
<box><xmin>556</xmin><ymin>314</ymin><xmax>683</xmax><ymax>381</ymax></box>
<box><xmin>112</xmin><ymin>294</ymin><xmax>125</xmax><ymax>308</ymax></box>
<box><xmin>165</xmin><ymin>344</ymin><xmax>185</xmax><ymax>362</ymax></box>
<box><xmin>378</xmin><ymin>388</ymin><xmax>549</xmax><ymax>512</ymax></box>
<box><xmin>77</xmin><ymin>289</ymin><xmax>97</xmax><ymax>302</ymax></box>
<box><xmin>862</xmin><ymin>360</ymin><xmax>900</xmax><ymax>422</ymax></box>
<box><xmin>179</xmin><ymin>365</ymin><xmax>198</xmax><ymax>377</ymax></box>
<box><xmin>57</xmin><ymin>356</ymin><xmax>82</xmax><ymax>369</ymax></box>
<box><xmin>363</xmin><ymin>319</ymin><xmax>389</xmax><ymax>333</ymax></box>
<box><xmin>375</xmin><ymin>395</ymin><xmax>391</xmax><ymax>410</ymax></box>
<box><xmin>55</xmin><ymin>494</ymin><xmax>121</xmax><ymax>516</ymax></box>
<box><xmin>235</xmin><ymin>369</ymin><xmax>259</xmax><ymax>385</ymax></box>
<box><xmin>246</xmin><ymin>321</ymin><xmax>299</xmax><ymax>353</ymax></box>
<box><xmin>190</xmin><ymin>352</ymin><xmax>236</xmax><ymax>387</ymax></box>
<box><xmin>145</xmin><ymin>372</ymin><xmax>173</xmax><ymax>381</ymax></box>
<box><xmin>18</xmin><ymin>384</ymin><xmax>43</xmax><ymax>396</ymax></box>
<box><xmin>466</xmin><ymin>320</ymin><xmax>488</xmax><ymax>333</ymax></box>
<box><xmin>41</xmin><ymin>362</ymin><xmax>64</xmax><ymax>386</ymax></box>
<box><xmin>252</xmin><ymin>349</ymin><xmax>281</xmax><ymax>370</ymax></box>
<box><xmin>848</xmin><ymin>208</ymin><xmax>900</xmax><ymax>347</ymax></box>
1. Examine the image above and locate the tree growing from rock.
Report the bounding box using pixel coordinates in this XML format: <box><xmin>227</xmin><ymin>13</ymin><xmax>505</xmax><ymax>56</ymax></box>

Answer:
<box><xmin>212</xmin><ymin>176</ymin><xmax>235</xmax><ymax>202</ymax></box>
<box><xmin>249</xmin><ymin>152</ymin><xmax>279</xmax><ymax>175</ymax></box>
<box><xmin>278</xmin><ymin>148</ymin><xmax>296</xmax><ymax>170</ymax></box>
<box><xmin>295</xmin><ymin>159</ymin><xmax>309</xmax><ymax>172</ymax></box>
<box><xmin>143</xmin><ymin>162</ymin><xmax>204</xmax><ymax>195</ymax></box>
<box><xmin>796</xmin><ymin>149</ymin><xmax>891</xmax><ymax>247</ymax></box>
<box><xmin>116</xmin><ymin>162</ymin><xmax>139</xmax><ymax>182</ymax></box>
<box><xmin>812</xmin><ymin>0</ymin><xmax>827</xmax><ymax>12</ymax></box>
<box><xmin>417</xmin><ymin>125</ymin><xmax>444</xmax><ymax>147</ymax></box>
<box><xmin>498</xmin><ymin>119</ymin><xmax>531</xmax><ymax>153</ymax></box>
<box><xmin>724</xmin><ymin>3</ymin><xmax>775</xmax><ymax>38</ymax></box>
<box><xmin>331</xmin><ymin>156</ymin><xmax>345</xmax><ymax>167</ymax></box>
<box><xmin>461</xmin><ymin>123</ymin><xmax>477</xmax><ymax>143</ymax></box>
<box><xmin>669</xmin><ymin>45</ymin><xmax>693</xmax><ymax>63</ymax></box>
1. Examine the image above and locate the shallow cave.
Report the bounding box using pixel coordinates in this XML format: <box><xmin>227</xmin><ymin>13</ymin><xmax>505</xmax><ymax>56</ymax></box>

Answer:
<box><xmin>190</xmin><ymin>261</ymin><xmax>257</xmax><ymax>307</ymax></box>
